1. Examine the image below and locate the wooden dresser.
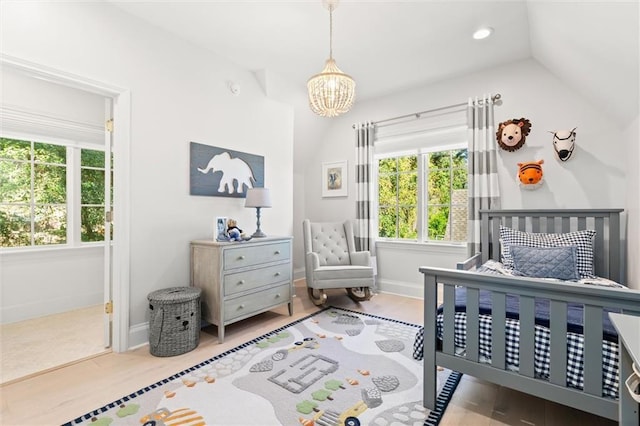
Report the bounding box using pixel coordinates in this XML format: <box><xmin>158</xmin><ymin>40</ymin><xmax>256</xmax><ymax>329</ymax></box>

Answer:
<box><xmin>190</xmin><ymin>236</ymin><xmax>293</xmax><ymax>343</ymax></box>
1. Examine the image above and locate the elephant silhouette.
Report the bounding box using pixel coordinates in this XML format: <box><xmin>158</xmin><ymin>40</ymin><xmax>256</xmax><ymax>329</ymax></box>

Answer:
<box><xmin>198</xmin><ymin>152</ymin><xmax>256</xmax><ymax>194</ymax></box>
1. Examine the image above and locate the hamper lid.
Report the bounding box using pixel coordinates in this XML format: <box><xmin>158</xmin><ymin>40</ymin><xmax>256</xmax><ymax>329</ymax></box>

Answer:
<box><xmin>147</xmin><ymin>287</ymin><xmax>201</xmax><ymax>303</ymax></box>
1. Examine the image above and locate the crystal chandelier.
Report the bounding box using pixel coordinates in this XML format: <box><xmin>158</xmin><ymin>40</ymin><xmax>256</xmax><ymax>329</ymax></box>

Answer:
<box><xmin>307</xmin><ymin>0</ymin><xmax>355</xmax><ymax>117</ymax></box>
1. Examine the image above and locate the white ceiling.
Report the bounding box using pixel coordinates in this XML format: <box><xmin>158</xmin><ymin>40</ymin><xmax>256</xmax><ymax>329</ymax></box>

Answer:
<box><xmin>106</xmin><ymin>0</ymin><xmax>638</xmax><ymax>125</ymax></box>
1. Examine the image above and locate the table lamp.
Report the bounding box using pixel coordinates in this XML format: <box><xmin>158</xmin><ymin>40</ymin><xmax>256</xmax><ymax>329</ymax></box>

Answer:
<box><xmin>244</xmin><ymin>188</ymin><xmax>272</xmax><ymax>238</ymax></box>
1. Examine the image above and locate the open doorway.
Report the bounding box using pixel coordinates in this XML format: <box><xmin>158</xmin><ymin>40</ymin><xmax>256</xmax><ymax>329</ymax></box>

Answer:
<box><xmin>0</xmin><ymin>58</ymin><xmax>129</xmax><ymax>384</ymax></box>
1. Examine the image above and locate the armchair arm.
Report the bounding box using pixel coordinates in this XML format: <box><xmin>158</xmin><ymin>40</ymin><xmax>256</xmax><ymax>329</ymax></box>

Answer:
<box><xmin>306</xmin><ymin>251</ymin><xmax>320</xmax><ymax>270</ymax></box>
<box><xmin>349</xmin><ymin>251</ymin><xmax>371</xmax><ymax>267</ymax></box>
<box><xmin>305</xmin><ymin>251</ymin><xmax>320</xmax><ymax>281</ymax></box>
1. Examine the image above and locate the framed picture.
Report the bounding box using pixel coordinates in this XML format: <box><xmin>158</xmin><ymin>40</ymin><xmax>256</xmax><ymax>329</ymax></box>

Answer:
<box><xmin>321</xmin><ymin>160</ymin><xmax>348</xmax><ymax>198</ymax></box>
<box><xmin>190</xmin><ymin>142</ymin><xmax>265</xmax><ymax>198</ymax></box>
<box><xmin>215</xmin><ymin>216</ymin><xmax>228</xmax><ymax>241</ymax></box>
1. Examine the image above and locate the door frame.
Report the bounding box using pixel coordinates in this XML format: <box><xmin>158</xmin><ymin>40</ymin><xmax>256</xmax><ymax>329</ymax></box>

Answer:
<box><xmin>1</xmin><ymin>53</ymin><xmax>131</xmax><ymax>352</ymax></box>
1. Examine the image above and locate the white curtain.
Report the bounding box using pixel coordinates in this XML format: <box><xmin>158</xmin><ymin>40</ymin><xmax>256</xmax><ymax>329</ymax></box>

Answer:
<box><xmin>467</xmin><ymin>95</ymin><xmax>501</xmax><ymax>257</ymax></box>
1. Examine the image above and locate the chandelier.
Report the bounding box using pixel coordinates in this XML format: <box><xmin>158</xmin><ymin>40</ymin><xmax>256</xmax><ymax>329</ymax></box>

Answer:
<box><xmin>307</xmin><ymin>0</ymin><xmax>355</xmax><ymax>117</ymax></box>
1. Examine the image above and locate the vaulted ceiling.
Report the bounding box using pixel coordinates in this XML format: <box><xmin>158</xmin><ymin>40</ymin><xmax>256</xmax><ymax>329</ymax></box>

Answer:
<box><xmin>107</xmin><ymin>0</ymin><xmax>638</xmax><ymax>126</ymax></box>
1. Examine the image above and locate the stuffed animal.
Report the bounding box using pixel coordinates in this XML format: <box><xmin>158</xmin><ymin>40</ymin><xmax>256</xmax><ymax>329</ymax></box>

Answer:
<box><xmin>496</xmin><ymin>118</ymin><xmax>532</xmax><ymax>151</ymax></box>
<box><xmin>517</xmin><ymin>159</ymin><xmax>544</xmax><ymax>189</ymax></box>
<box><xmin>227</xmin><ymin>219</ymin><xmax>252</xmax><ymax>241</ymax></box>
<box><xmin>549</xmin><ymin>128</ymin><xmax>576</xmax><ymax>162</ymax></box>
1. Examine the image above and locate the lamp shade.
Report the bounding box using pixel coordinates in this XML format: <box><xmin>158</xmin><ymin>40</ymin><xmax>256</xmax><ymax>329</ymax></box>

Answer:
<box><xmin>244</xmin><ymin>188</ymin><xmax>272</xmax><ymax>208</ymax></box>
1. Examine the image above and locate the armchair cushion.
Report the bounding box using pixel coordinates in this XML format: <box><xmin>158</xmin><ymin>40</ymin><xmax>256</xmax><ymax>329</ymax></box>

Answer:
<box><xmin>309</xmin><ymin>222</ymin><xmax>351</xmax><ymax>266</ymax></box>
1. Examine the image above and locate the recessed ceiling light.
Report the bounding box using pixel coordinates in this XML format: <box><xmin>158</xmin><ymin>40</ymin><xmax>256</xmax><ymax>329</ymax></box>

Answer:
<box><xmin>473</xmin><ymin>27</ymin><xmax>494</xmax><ymax>40</ymax></box>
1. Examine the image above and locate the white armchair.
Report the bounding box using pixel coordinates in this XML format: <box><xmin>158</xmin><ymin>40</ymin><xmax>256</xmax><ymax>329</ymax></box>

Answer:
<box><xmin>302</xmin><ymin>219</ymin><xmax>374</xmax><ymax>306</ymax></box>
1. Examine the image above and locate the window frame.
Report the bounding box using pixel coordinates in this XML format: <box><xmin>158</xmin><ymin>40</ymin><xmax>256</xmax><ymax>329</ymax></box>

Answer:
<box><xmin>374</xmin><ymin>142</ymin><xmax>468</xmax><ymax>245</ymax></box>
<box><xmin>0</xmin><ymin>132</ymin><xmax>109</xmax><ymax>251</ymax></box>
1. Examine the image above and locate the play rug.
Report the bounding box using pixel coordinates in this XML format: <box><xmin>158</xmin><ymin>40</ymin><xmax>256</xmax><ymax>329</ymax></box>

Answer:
<box><xmin>64</xmin><ymin>307</ymin><xmax>462</xmax><ymax>426</ymax></box>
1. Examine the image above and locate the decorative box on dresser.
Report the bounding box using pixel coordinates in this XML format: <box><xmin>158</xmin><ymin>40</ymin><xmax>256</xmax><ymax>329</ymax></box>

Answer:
<box><xmin>190</xmin><ymin>236</ymin><xmax>293</xmax><ymax>343</ymax></box>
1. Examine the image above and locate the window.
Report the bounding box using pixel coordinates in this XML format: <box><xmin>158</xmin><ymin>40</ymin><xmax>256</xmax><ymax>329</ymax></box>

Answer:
<box><xmin>376</xmin><ymin>147</ymin><xmax>468</xmax><ymax>243</ymax></box>
<box><xmin>0</xmin><ymin>137</ymin><xmax>111</xmax><ymax>248</ymax></box>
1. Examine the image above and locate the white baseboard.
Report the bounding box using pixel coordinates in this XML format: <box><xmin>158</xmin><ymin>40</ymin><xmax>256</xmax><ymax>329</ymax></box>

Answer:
<box><xmin>128</xmin><ymin>322</ymin><xmax>149</xmax><ymax>350</ymax></box>
<box><xmin>293</xmin><ymin>267</ymin><xmax>305</xmax><ymax>281</ymax></box>
<box><xmin>376</xmin><ymin>278</ymin><xmax>424</xmax><ymax>299</ymax></box>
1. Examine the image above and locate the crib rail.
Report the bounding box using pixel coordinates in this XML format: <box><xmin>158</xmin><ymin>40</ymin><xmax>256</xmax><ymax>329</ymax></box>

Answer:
<box><xmin>479</xmin><ymin>209</ymin><xmax>624</xmax><ymax>283</ymax></box>
<box><xmin>421</xmin><ymin>266</ymin><xmax>640</xmax><ymax>421</ymax></box>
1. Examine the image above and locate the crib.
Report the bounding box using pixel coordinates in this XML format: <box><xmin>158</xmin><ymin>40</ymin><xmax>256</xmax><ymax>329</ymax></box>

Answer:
<box><xmin>418</xmin><ymin>209</ymin><xmax>640</xmax><ymax>421</ymax></box>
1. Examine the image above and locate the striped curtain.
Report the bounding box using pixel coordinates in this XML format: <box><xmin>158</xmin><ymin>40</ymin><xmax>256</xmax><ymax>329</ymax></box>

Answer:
<box><xmin>354</xmin><ymin>122</ymin><xmax>376</xmax><ymax>253</ymax></box>
<box><xmin>354</xmin><ymin>122</ymin><xmax>377</xmax><ymax>286</ymax></box>
<box><xmin>467</xmin><ymin>95</ymin><xmax>501</xmax><ymax>257</ymax></box>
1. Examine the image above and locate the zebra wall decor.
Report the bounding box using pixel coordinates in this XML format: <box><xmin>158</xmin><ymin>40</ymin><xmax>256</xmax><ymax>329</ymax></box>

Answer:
<box><xmin>549</xmin><ymin>128</ymin><xmax>576</xmax><ymax>162</ymax></box>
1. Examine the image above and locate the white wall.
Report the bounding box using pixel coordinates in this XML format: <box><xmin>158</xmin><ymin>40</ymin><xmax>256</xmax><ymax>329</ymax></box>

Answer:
<box><xmin>624</xmin><ymin>115</ymin><xmax>640</xmax><ymax>289</ymax></box>
<box><xmin>296</xmin><ymin>58</ymin><xmax>630</xmax><ymax>295</ymax></box>
<box><xmin>1</xmin><ymin>2</ymin><xmax>294</xmax><ymax>346</ymax></box>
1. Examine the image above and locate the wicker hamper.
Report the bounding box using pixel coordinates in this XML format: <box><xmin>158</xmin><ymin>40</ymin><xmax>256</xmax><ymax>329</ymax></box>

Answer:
<box><xmin>147</xmin><ymin>287</ymin><xmax>202</xmax><ymax>357</ymax></box>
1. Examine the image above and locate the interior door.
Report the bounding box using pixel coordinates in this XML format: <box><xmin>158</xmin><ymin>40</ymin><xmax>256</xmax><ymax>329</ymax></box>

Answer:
<box><xmin>103</xmin><ymin>98</ymin><xmax>113</xmax><ymax>348</ymax></box>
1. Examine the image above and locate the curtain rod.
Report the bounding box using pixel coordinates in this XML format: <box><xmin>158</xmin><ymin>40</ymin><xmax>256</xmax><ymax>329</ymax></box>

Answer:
<box><xmin>352</xmin><ymin>93</ymin><xmax>502</xmax><ymax>129</ymax></box>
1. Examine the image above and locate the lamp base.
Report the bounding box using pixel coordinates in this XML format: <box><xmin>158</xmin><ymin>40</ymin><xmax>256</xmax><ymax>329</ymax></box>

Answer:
<box><xmin>251</xmin><ymin>230</ymin><xmax>267</xmax><ymax>238</ymax></box>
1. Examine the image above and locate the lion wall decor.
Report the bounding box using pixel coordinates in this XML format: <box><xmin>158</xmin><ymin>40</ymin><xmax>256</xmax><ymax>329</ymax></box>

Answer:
<box><xmin>496</xmin><ymin>117</ymin><xmax>532</xmax><ymax>151</ymax></box>
<box><xmin>190</xmin><ymin>142</ymin><xmax>264</xmax><ymax>198</ymax></box>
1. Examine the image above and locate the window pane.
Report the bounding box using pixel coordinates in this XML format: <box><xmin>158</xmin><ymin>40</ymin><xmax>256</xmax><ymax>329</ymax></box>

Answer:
<box><xmin>378</xmin><ymin>174</ymin><xmax>397</xmax><ymax>206</ymax></box>
<box><xmin>33</xmin><ymin>205</ymin><xmax>66</xmax><ymax>245</ymax></box>
<box><xmin>427</xmin><ymin>205</ymin><xmax>449</xmax><ymax>240</ymax></box>
<box><xmin>81</xmin><ymin>169</ymin><xmax>105</xmax><ymax>204</ymax></box>
<box><xmin>398</xmin><ymin>173</ymin><xmax>417</xmax><ymax>204</ymax></box>
<box><xmin>0</xmin><ymin>160</ymin><xmax>30</xmax><ymax>203</ymax></box>
<box><xmin>397</xmin><ymin>155</ymin><xmax>417</xmax><ymax>172</ymax></box>
<box><xmin>428</xmin><ymin>169</ymin><xmax>451</xmax><ymax>204</ymax></box>
<box><xmin>452</xmin><ymin>149</ymin><xmax>468</xmax><ymax>167</ymax></box>
<box><xmin>33</xmin><ymin>142</ymin><xmax>66</xmax><ymax>164</ymax></box>
<box><xmin>81</xmin><ymin>149</ymin><xmax>105</xmax><ymax>168</ymax></box>
<box><xmin>452</xmin><ymin>168</ymin><xmax>467</xmax><ymax>190</ymax></box>
<box><xmin>378</xmin><ymin>158</ymin><xmax>397</xmax><ymax>174</ymax></box>
<box><xmin>378</xmin><ymin>207</ymin><xmax>397</xmax><ymax>238</ymax></box>
<box><xmin>33</xmin><ymin>164</ymin><xmax>66</xmax><ymax>203</ymax></box>
<box><xmin>398</xmin><ymin>206</ymin><xmax>417</xmax><ymax>239</ymax></box>
<box><xmin>429</xmin><ymin>151</ymin><xmax>451</xmax><ymax>169</ymax></box>
<box><xmin>0</xmin><ymin>205</ymin><xmax>30</xmax><ymax>247</ymax></box>
<box><xmin>81</xmin><ymin>206</ymin><xmax>105</xmax><ymax>242</ymax></box>
<box><xmin>0</xmin><ymin>138</ymin><xmax>30</xmax><ymax>161</ymax></box>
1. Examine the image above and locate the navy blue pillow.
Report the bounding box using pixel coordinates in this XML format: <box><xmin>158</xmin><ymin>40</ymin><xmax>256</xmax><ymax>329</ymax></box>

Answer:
<box><xmin>510</xmin><ymin>245</ymin><xmax>580</xmax><ymax>281</ymax></box>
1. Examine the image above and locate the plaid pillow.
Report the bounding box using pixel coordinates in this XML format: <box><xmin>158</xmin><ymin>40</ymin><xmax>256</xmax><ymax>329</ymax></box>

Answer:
<box><xmin>499</xmin><ymin>226</ymin><xmax>596</xmax><ymax>278</ymax></box>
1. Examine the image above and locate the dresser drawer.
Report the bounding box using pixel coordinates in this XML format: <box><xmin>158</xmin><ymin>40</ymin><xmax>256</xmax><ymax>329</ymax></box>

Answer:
<box><xmin>224</xmin><ymin>263</ymin><xmax>291</xmax><ymax>296</ymax></box>
<box><xmin>224</xmin><ymin>283</ymin><xmax>291</xmax><ymax>322</ymax></box>
<box><xmin>223</xmin><ymin>242</ymin><xmax>290</xmax><ymax>270</ymax></box>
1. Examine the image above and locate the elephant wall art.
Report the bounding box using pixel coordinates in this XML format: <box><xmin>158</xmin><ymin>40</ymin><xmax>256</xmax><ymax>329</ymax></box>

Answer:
<box><xmin>190</xmin><ymin>142</ymin><xmax>265</xmax><ymax>197</ymax></box>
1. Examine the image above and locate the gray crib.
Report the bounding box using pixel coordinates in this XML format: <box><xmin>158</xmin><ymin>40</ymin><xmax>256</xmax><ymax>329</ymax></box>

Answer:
<box><xmin>420</xmin><ymin>209</ymin><xmax>640</xmax><ymax>422</ymax></box>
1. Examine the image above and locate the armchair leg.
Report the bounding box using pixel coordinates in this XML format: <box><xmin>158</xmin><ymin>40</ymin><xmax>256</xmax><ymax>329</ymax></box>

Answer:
<box><xmin>346</xmin><ymin>287</ymin><xmax>372</xmax><ymax>302</ymax></box>
<box><xmin>307</xmin><ymin>288</ymin><xmax>328</xmax><ymax>306</ymax></box>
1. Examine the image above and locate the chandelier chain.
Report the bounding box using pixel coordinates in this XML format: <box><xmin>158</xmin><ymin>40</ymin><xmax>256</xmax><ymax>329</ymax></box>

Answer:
<box><xmin>329</xmin><ymin>5</ymin><xmax>333</xmax><ymax>60</ymax></box>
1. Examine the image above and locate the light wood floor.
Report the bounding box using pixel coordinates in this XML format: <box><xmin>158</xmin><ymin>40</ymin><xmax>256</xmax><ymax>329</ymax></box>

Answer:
<box><xmin>0</xmin><ymin>304</ymin><xmax>108</xmax><ymax>385</ymax></box>
<box><xmin>0</xmin><ymin>280</ymin><xmax>616</xmax><ymax>426</ymax></box>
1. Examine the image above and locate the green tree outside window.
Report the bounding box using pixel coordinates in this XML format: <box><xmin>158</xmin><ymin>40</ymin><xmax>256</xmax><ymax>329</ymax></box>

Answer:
<box><xmin>377</xmin><ymin>148</ymin><xmax>467</xmax><ymax>242</ymax></box>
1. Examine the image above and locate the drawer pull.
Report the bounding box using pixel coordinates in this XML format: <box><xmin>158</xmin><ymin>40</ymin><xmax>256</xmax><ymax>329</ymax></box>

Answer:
<box><xmin>275</xmin><ymin>294</ymin><xmax>280</xmax><ymax>298</ymax></box>
<box><xmin>238</xmin><ymin>255</ymin><xmax>245</xmax><ymax>260</ymax></box>
<box><xmin>274</xmin><ymin>272</ymin><xmax>281</xmax><ymax>277</ymax></box>
<box><xmin>274</xmin><ymin>250</ymin><xmax>281</xmax><ymax>255</ymax></box>
<box><xmin>238</xmin><ymin>280</ymin><xmax>245</xmax><ymax>285</ymax></box>
<box><xmin>238</xmin><ymin>304</ymin><xmax>245</xmax><ymax>310</ymax></box>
